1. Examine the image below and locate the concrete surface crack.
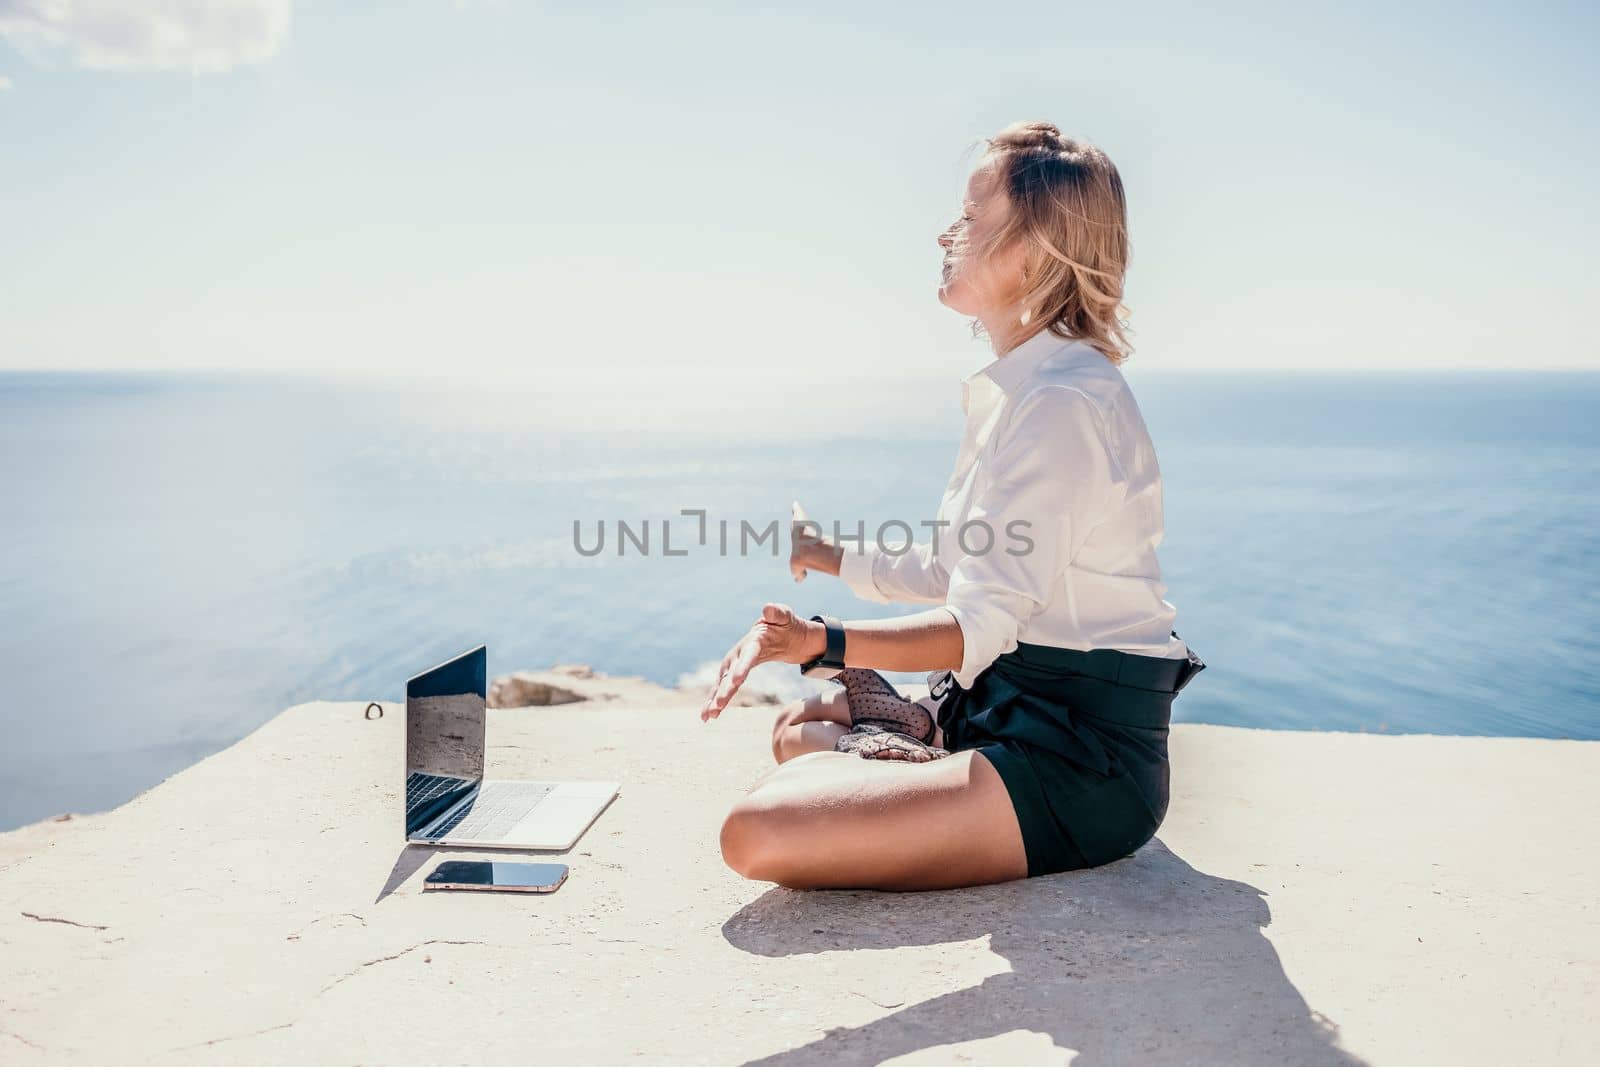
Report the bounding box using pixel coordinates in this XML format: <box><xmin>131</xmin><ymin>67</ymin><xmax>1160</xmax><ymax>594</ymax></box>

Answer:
<box><xmin>287</xmin><ymin>912</ymin><xmax>368</xmax><ymax>940</ymax></box>
<box><xmin>2</xmin><ymin>1028</ymin><xmax>46</xmax><ymax>1051</ymax></box>
<box><xmin>19</xmin><ymin>910</ymin><xmax>107</xmax><ymax>930</ymax></box>
<box><xmin>849</xmin><ymin>990</ymin><xmax>905</xmax><ymax>1009</ymax></box>
<box><xmin>169</xmin><ymin>1020</ymin><xmax>295</xmax><ymax>1052</ymax></box>
<box><xmin>320</xmin><ymin>939</ymin><xmax>487</xmax><ymax>994</ymax></box>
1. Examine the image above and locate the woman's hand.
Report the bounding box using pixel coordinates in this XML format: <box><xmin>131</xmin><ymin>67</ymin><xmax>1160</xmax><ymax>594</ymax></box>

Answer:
<box><xmin>700</xmin><ymin>603</ymin><xmax>825</xmax><ymax>721</ymax></box>
<box><xmin>789</xmin><ymin>500</ymin><xmax>843</xmax><ymax>583</ymax></box>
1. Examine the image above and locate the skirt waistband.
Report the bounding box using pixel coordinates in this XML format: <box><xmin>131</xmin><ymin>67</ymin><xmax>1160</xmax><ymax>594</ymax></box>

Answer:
<box><xmin>999</xmin><ymin>632</ymin><xmax>1206</xmax><ymax>695</ymax></box>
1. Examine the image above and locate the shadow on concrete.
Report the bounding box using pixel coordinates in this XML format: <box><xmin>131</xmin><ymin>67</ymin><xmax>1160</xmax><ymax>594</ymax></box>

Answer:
<box><xmin>722</xmin><ymin>838</ymin><xmax>1366</xmax><ymax>1066</ymax></box>
<box><xmin>374</xmin><ymin>842</ymin><xmax>582</xmax><ymax>904</ymax></box>
<box><xmin>375</xmin><ymin>846</ymin><xmax>436</xmax><ymax>904</ymax></box>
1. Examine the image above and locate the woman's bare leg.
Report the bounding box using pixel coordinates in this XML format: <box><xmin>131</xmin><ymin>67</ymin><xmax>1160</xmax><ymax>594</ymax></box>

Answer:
<box><xmin>771</xmin><ymin>687</ymin><xmax>947</xmax><ymax>764</ymax></box>
<box><xmin>720</xmin><ymin>749</ymin><xmax>1028</xmax><ymax>890</ymax></box>
<box><xmin>769</xmin><ymin>689</ymin><xmax>852</xmax><ymax>763</ymax></box>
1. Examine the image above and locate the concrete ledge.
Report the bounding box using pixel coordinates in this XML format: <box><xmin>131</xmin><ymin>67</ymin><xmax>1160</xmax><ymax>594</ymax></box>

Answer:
<box><xmin>1</xmin><ymin>678</ymin><xmax>1594</xmax><ymax>1064</ymax></box>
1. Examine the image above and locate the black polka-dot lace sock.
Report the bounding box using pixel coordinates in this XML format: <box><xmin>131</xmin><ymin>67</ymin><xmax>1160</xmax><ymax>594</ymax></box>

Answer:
<box><xmin>832</xmin><ymin>668</ymin><xmax>950</xmax><ymax>763</ymax></box>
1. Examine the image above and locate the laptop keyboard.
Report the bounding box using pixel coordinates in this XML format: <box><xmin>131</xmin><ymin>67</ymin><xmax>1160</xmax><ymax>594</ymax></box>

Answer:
<box><xmin>424</xmin><ymin>781</ymin><xmax>557</xmax><ymax>841</ymax></box>
<box><xmin>406</xmin><ymin>772</ymin><xmax>467</xmax><ymax>809</ymax></box>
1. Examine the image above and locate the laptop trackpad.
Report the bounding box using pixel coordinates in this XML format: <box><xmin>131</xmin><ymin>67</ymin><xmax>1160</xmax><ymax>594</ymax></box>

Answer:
<box><xmin>505</xmin><ymin>795</ymin><xmax>607</xmax><ymax>847</ymax></box>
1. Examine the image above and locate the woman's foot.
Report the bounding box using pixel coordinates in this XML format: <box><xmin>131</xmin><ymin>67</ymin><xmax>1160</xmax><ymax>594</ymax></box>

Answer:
<box><xmin>835</xmin><ymin>668</ymin><xmax>937</xmax><ymax>741</ymax></box>
<box><xmin>832</xmin><ymin>668</ymin><xmax>948</xmax><ymax>761</ymax></box>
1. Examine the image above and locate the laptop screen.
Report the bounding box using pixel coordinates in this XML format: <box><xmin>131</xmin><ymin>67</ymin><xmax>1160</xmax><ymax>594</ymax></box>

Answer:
<box><xmin>404</xmin><ymin>646</ymin><xmax>487</xmax><ymax>837</ymax></box>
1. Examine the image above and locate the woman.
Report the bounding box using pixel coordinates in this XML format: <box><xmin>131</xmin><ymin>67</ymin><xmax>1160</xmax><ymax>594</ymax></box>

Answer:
<box><xmin>700</xmin><ymin>121</ymin><xmax>1204</xmax><ymax>891</ymax></box>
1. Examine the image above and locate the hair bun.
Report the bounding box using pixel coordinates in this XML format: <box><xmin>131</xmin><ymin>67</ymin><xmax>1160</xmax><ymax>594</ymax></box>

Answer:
<box><xmin>996</xmin><ymin>121</ymin><xmax>1069</xmax><ymax>151</ymax></box>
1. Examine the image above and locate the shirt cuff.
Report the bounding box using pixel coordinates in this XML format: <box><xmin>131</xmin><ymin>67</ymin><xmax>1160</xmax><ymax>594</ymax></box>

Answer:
<box><xmin>940</xmin><ymin>603</ymin><xmax>986</xmax><ymax>691</ymax></box>
<box><xmin>941</xmin><ymin>596</ymin><xmax>1021</xmax><ymax>691</ymax></box>
<box><xmin>837</xmin><ymin>542</ymin><xmax>890</xmax><ymax>604</ymax></box>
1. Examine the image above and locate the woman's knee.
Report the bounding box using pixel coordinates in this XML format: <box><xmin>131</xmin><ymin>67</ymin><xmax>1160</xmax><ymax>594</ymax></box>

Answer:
<box><xmin>721</xmin><ymin>752</ymin><xmax>857</xmax><ymax>884</ymax></box>
<box><xmin>720</xmin><ymin>797</ymin><xmax>780</xmax><ymax>881</ymax></box>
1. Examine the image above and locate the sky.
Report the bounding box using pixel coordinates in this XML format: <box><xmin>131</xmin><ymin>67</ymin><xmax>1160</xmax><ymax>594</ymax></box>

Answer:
<box><xmin>1</xmin><ymin>0</ymin><xmax>1596</xmax><ymax>380</ymax></box>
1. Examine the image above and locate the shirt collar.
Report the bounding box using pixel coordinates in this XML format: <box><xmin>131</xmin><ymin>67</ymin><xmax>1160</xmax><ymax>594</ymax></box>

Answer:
<box><xmin>967</xmin><ymin>328</ymin><xmax>1092</xmax><ymax>396</ymax></box>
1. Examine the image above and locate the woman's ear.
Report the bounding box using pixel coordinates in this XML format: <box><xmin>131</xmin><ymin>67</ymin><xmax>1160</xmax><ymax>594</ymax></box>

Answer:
<box><xmin>999</xmin><ymin>238</ymin><xmax>1032</xmax><ymax>311</ymax></box>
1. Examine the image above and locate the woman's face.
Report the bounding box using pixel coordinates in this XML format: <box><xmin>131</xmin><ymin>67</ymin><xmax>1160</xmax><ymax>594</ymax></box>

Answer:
<box><xmin>937</xmin><ymin>160</ymin><xmax>1026</xmax><ymax>317</ymax></box>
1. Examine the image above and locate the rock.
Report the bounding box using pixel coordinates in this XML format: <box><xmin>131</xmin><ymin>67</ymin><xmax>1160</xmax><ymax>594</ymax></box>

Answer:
<box><xmin>488</xmin><ymin>672</ymin><xmax>586</xmax><ymax>708</ymax></box>
<box><xmin>678</xmin><ymin>683</ymin><xmax>781</xmax><ymax>708</ymax></box>
<box><xmin>550</xmin><ymin>664</ymin><xmax>595</xmax><ymax>679</ymax></box>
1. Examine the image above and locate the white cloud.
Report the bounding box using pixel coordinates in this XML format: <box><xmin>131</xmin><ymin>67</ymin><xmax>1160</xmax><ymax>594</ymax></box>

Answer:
<box><xmin>0</xmin><ymin>74</ymin><xmax>11</xmax><ymax>89</ymax></box>
<box><xmin>0</xmin><ymin>0</ymin><xmax>290</xmax><ymax>74</ymax></box>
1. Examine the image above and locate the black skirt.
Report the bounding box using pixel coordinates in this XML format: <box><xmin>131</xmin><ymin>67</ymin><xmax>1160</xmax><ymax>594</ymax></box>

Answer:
<box><xmin>935</xmin><ymin>634</ymin><xmax>1206</xmax><ymax>878</ymax></box>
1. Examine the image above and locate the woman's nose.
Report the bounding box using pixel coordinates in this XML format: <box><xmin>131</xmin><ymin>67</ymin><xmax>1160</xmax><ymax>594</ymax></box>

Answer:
<box><xmin>937</xmin><ymin>229</ymin><xmax>954</xmax><ymax>250</ymax></box>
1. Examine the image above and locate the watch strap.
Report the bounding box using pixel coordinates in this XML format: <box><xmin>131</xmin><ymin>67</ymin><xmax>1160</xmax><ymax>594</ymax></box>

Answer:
<box><xmin>800</xmin><ymin>614</ymin><xmax>847</xmax><ymax>678</ymax></box>
<box><xmin>810</xmin><ymin>614</ymin><xmax>846</xmax><ymax>667</ymax></box>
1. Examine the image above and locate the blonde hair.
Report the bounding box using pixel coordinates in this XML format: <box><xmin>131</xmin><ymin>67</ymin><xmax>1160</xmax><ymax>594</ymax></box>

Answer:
<box><xmin>959</xmin><ymin>121</ymin><xmax>1133</xmax><ymax>364</ymax></box>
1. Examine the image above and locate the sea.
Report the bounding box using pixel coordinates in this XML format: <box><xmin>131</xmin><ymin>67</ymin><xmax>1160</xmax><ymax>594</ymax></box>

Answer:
<box><xmin>2</xmin><ymin>368</ymin><xmax>1596</xmax><ymax>831</ymax></box>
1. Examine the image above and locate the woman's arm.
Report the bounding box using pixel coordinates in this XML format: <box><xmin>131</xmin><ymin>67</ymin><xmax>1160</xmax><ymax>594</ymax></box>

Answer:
<box><xmin>831</xmin><ymin>609</ymin><xmax>963</xmax><ymax>674</ymax></box>
<box><xmin>699</xmin><ymin>603</ymin><xmax>963</xmax><ymax>720</ymax></box>
<box><xmin>790</xmin><ymin>537</ymin><xmax>844</xmax><ymax>579</ymax></box>
<box><xmin>792</xmin><ymin>523</ymin><xmax>951</xmax><ymax>605</ymax></box>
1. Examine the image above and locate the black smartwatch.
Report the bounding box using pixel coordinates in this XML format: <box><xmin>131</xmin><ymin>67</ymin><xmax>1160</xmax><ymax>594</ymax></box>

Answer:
<box><xmin>799</xmin><ymin>614</ymin><xmax>847</xmax><ymax>679</ymax></box>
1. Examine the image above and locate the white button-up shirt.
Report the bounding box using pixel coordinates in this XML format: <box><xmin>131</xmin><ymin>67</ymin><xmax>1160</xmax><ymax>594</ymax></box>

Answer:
<box><xmin>838</xmin><ymin>328</ymin><xmax>1189</xmax><ymax>690</ymax></box>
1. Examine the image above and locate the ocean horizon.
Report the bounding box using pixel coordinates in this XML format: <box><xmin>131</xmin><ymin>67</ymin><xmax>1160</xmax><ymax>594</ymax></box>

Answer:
<box><xmin>2</xmin><ymin>367</ymin><xmax>1597</xmax><ymax>832</ymax></box>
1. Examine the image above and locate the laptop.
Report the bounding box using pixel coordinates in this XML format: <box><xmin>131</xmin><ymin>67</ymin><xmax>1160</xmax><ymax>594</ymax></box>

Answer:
<box><xmin>404</xmin><ymin>645</ymin><xmax>619</xmax><ymax>849</ymax></box>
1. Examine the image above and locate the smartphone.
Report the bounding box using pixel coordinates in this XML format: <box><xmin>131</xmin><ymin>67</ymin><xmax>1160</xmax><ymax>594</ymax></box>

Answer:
<box><xmin>423</xmin><ymin>860</ymin><xmax>568</xmax><ymax>894</ymax></box>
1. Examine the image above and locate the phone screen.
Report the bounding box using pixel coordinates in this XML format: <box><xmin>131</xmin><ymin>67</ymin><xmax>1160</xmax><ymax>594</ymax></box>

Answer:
<box><xmin>425</xmin><ymin>860</ymin><xmax>568</xmax><ymax>892</ymax></box>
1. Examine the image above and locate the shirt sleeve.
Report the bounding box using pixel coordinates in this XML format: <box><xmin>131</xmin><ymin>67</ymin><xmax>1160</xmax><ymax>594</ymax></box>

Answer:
<box><xmin>837</xmin><ymin>538</ymin><xmax>951</xmax><ymax>605</ymax></box>
<box><xmin>941</xmin><ymin>386</ymin><xmax>1119</xmax><ymax>689</ymax></box>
